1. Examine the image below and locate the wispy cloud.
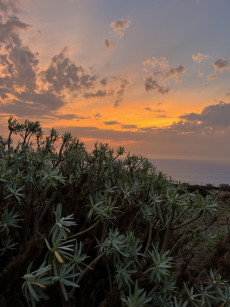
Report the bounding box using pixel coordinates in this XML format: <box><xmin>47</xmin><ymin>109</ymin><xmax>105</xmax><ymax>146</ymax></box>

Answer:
<box><xmin>162</xmin><ymin>65</ymin><xmax>186</xmax><ymax>82</ymax></box>
<box><xmin>142</xmin><ymin>56</ymin><xmax>169</xmax><ymax>70</ymax></box>
<box><xmin>114</xmin><ymin>78</ymin><xmax>130</xmax><ymax>107</ymax></box>
<box><xmin>104</xmin><ymin>121</ymin><xmax>120</xmax><ymax>125</ymax></box>
<box><xmin>49</xmin><ymin>114</ymin><xmax>89</xmax><ymax>121</ymax></box>
<box><xmin>110</xmin><ymin>18</ymin><xmax>131</xmax><ymax>38</ymax></box>
<box><xmin>104</xmin><ymin>38</ymin><xmax>116</xmax><ymax>49</ymax></box>
<box><xmin>142</xmin><ymin>56</ymin><xmax>185</xmax><ymax>95</ymax></box>
<box><xmin>120</xmin><ymin>124</ymin><xmax>137</xmax><ymax>129</ymax></box>
<box><xmin>207</xmin><ymin>72</ymin><xmax>218</xmax><ymax>80</ymax></box>
<box><xmin>84</xmin><ymin>89</ymin><xmax>114</xmax><ymax>99</ymax></box>
<box><xmin>0</xmin><ymin>0</ymin><xmax>24</xmax><ymax>14</ymax></box>
<box><xmin>144</xmin><ymin>107</ymin><xmax>153</xmax><ymax>112</ymax></box>
<box><xmin>192</xmin><ymin>52</ymin><xmax>208</xmax><ymax>63</ymax></box>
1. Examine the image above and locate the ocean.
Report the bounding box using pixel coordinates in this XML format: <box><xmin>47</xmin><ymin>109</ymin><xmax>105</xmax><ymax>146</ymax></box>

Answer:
<box><xmin>149</xmin><ymin>158</ymin><xmax>230</xmax><ymax>186</ymax></box>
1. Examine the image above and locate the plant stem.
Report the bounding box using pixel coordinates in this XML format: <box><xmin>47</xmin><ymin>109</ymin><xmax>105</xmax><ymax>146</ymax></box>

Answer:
<box><xmin>171</xmin><ymin>211</ymin><xmax>202</xmax><ymax>230</ymax></box>
<box><xmin>68</xmin><ymin>250</ymin><xmax>106</xmax><ymax>299</ymax></box>
<box><xmin>68</xmin><ymin>219</ymin><xmax>100</xmax><ymax>240</ymax></box>
<box><xmin>144</xmin><ymin>223</ymin><xmax>153</xmax><ymax>254</ymax></box>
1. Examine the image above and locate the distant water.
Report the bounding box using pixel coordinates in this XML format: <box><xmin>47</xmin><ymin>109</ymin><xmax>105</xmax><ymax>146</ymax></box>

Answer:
<box><xmin>149</xmin><ymin>159</ymin><xmax>230</xmax><ymax>186</ymax></box>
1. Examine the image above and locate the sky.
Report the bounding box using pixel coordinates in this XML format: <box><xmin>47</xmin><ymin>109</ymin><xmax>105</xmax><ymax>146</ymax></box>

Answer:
<box><xmin>0</xmin><ymin>0</ymin><xmax>230</xmax><ymax>161</ymax></box>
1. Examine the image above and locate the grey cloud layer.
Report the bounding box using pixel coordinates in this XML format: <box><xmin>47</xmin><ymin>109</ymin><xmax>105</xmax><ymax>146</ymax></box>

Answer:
<box><xmin>180</xmin><ymin>101</ymin><xmax>230</xmax><ymax>128</ymax></box>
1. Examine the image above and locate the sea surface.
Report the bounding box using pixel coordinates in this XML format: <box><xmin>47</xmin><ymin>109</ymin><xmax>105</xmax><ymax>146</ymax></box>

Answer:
<box><xmin>149</xmin><ymin>158</ymin><xmax>230</xmax><ymax>186</ymax></box>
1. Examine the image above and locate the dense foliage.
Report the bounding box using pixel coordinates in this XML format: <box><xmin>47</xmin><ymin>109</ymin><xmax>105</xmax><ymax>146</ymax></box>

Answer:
<box><xmin>0</xmin><ymin>117</ymin><xmax>230</xmax><ymax>306</ymax></box>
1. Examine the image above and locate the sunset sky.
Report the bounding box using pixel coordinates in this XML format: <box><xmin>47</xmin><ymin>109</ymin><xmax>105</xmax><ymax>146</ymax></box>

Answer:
<box><xmin>0</xmin><ymin>0</ymin><xmax>230</xmax><ymax>160</ymax></box>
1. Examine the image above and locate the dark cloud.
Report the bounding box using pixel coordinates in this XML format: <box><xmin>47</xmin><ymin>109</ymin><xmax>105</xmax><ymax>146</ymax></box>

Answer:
<box><xmin>0</xmin><ymin>16</ymin><xmax>31</xmax><ymax>46</ymax></box>
<box><xmin>52</xmin><ymin>114</ymin><xmax>89</xmax><ymax>120</ymax></box>
<box><xmin>170</xmin><ymin>120</ymin><xmax>203</xmax><ymax>133</ymax></box>
<box><xmin>120</xmin><ymin>124</ymin><xmax>137</xmax><ymax>129</ymax></box>
<box><xmin>145</xmin><ymin>77</ymin><xmax>169</xmax><ymax>94</ymax></box>
<box><xmin>0</xmin><ymin>46</ymin><xmax>39</xmax><ymax>93</ymax></box>
<box><xmin>144</xmin><ymin>107</ymin><xmax>153</xmax><ymax>112</ymax></box>
<box><xmin>104</xmin><ymin>121</ymin><xmax>120</xmax><ymax>125</ymax></box>
<box><xmin>213</xmin><ymin>58</ymin><xmax>230</xmax><ymax>71</ymax></box>
<box><xmin>162</xmin><ymin>65</ymin><xmax>186</xmax><ymax>82</ymax></box>
<box><xmin>0</xmin><ymin>91</ymin><xmax>64</xmax><ymax>116</ymax></box>
<box><xmin>154</xmin><ymin>109</ymin><xmax>165</xmax><ymax>113</ymax></box>
<box><xmin>180</xmin><ymin>101</ymin><xmax>230</xmax><ymax>128</ymax></box>
<box><xmin>104</xmin><ymin>38</ymin><xmax>116</xmax><ymax>49</ymax></box>
<box><xmin>226</xmin><ymin>93</ymin><xmax>230</xmax><ymax>96</ymax></box>
<box><xmin>100</xmin><ymin>78</ymin><xmax>107</xmax><ymax>86</ymax></box>
<box><xmin>94</xmin><ymin>113</ymin><xmax>102</xmax><ymax>119</ymax></box>
<box><xmin>84</xmin><ymin>89</ymin><xmax>114</xmax><ymax>99</ymax></box>
<box><xmin>42</xmin><ymin>48</ymin><xmax>96</xmax><ymax>94</ymax></box>
<box><xmin>114</xmin><ymin>79</ymin><xmax>129</xmax><ymax>107</ymax></box>
<box><xmin>110</xmin><ymin>19</ymin><xmax>131</xmax><ymax>38</ymax></box>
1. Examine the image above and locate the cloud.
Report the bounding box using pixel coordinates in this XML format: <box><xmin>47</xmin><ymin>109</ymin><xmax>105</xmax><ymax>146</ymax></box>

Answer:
<box><xmin>192</xmin><ymin>53</ymin><xmax>208</xmax><ymax>63</ymax></box>
<box><xmin>0</xmin><ymin>91</ymin><xmax>64</xmax><ymax>116</ymax></box>
<box><xmin>142</xmin><ymin>57</ymin><xmax>185</xmax><ymax>94</ymax></box>
<box><xmin>213</xmin><ymin>58</ymin><xmax>230</xmax><ymax>71</ymax></box>
<box><xmin>110</xmin><ymin>19</ymin><xmax>131</xmax><ymax>38</ymax></box>
<box><xmin>226</xmin><ymin>93</ymin><xmax>230</xmax><ymax>96</ymax></box>
<box><xmin>84</xmin><ymin>89</ymin><xmax>114</xmax><ymax>99</ymax></box>
<box><xmin>154</xmin><ymin>109</ymin><xmax>165</xmax><ymax>113</ymax></box>
<box><xmin>120</xmin><ymin>124</ymin><xmax>137</xmax><ymax>129</ymax></box>
<box><xmin>53</xmin><ymin>114</ymin><xmax>89</xmax><ymax>120</ymax></box>
<box><xmin>114</xmin><ymin>78</ymin><xmax>129</xmax><ymax>107</ymax></box>
<box><xmin>0</xmin><ymin>15</ymin><xmax>31</xmax><ymax>47</ymax></box>
<box><xmin>144</xmin><ymin>107</ymin><xmax>153</xmax><ymax>112</ymax></box>
<box><xmin>0</xmin><ymin>46</ymin><xmax>39</xmax><ymax>95</ymax></box>
<box><xmin>145</xmin><ymin>77</ymin><xmax>169</xmax><ymax>94</ymax></box>
<box><xmin>198</xmin><ymin>69</ymin><xmax>203</xmax><ymax>77</ymax></box>
<box><xmin>162</xmin><ymin>65</ymin><xmax>186</xmax><ymax>82</ymax></box>
<box><xmin>104</xmin><ymin>121</ymin><xmax>120</xmax><ymax>125</ymax></box>
<box><xmin>94</xmin><ymin>113</ymin><xmax>102</xmax><ymax>119</ymax></box>
<box><xmin>180</xmin><ymin>101</ymin><xmax>230</xmax><ymax>128</ymax></box>
<box><xmin>142</xmin><ymin>56</ymin><xmax>169</xmax><ymax>69</ymax></box>
<box><xmin>100</xmin><ymin>78</ymin><xmax>107</xmax><ymax>86</ymax></box>
<box><xmin>42</xmin><ymin>48</ymin><xmax>96</xmax><ymax>94</ymax></box>
<box><xmin>207</xmin><ymin>72</ymin><xmax>218</xmax><ymax>80</ymax></box>
<box><xmin>104</xmin><ymin>38</ymin><xmax>116</xmax><ymax>49</ymax></box>
<box><xmin>0</xmin><ymin>0</ymin><xmax>24</xmax><ymax>14</ymax></box>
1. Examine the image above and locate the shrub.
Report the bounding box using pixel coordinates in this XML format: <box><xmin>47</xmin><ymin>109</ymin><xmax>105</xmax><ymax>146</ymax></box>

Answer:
<box><xmin>0</xmin><ymin>117</ymin><xmax>229</xmax><ymax>306</ymax></box>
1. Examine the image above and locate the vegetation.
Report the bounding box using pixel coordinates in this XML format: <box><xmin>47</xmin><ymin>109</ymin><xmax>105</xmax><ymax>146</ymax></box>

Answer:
<box><xmin>0</xmin><ymin>117</ymin><xmax>230</xmax><ymax>306</ymax></box>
